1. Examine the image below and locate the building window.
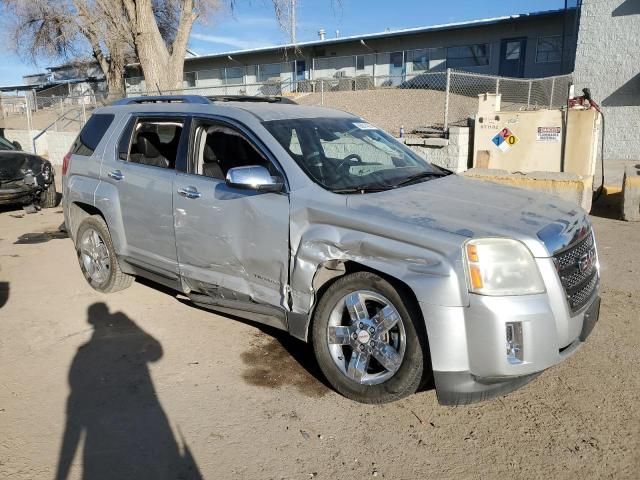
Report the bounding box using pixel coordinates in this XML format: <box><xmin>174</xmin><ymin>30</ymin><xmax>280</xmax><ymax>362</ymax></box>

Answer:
<box><xmin>390</xmin><ymin>51</ymin><xmax>404</xmax><ymax>69</ymax></box>
<box><xmin>536</xmin><ymin>36</ymin><xmax>562</xmax><ymax>63</ymax></box>
<box><xmin>259</xmin><ymin>63</ymin><xmax>282</xmax><ymax>82</ymax></box>
<box><xmin>183</xmin><ymin>71</ymin><xmax>196</xmax><ymax>88</ymax></box>
<box><xmin>446</xmin><ymin>44</ymin><xmax>489</xmax><ymax>68</ymax></box>
<box><xmin>504</xmin><ymin>41</ymin><xmax>522</xmax><ymax>60</ymax></box>
<box><xmin>224</xmin><ymin>67</ymin><xmax>244</xmax><ymax>85</ymax></box>
<box><xmin>429</xmin><ymin>47</ymin><xmax>447</xmax><ymax>71</ymax></box>
<box><xmin>356</xmin><ymin>55</ymin><xmax>366</xmax><ymax>71</ymax></box>
<box><xmin>408</xmin><ymin>49</ymin><xmax>429</xmax><ymax>72</ymax></box>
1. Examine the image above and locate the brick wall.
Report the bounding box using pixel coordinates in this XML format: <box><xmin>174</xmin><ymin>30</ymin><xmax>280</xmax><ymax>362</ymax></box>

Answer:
<box><xmin>573</xmin><ymin>0</ymin><xmax>640</xmax><ymax>160</ymax></box>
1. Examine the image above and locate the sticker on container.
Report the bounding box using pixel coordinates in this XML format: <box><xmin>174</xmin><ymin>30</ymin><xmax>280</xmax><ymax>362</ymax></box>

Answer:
<box><xmin>353</xmin><ymin>122</ymin><xmax>378</xmax><ymax>130</ymax></box>
<box><xmin>491</xmin><ymin>127</ymin><xmax>519</xmax><ymax>153</ymax></box>
<box><xmin>537</xmin><ymin>126</ymin><xmax>561</xmax><ymax>143</ymax></box>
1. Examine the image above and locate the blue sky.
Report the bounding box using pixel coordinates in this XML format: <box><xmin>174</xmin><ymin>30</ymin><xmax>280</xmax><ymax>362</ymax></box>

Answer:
<box><xmin>0</xmin><ymin>0</ymin><xmax>569</xmax><ymax>87</ymax></box>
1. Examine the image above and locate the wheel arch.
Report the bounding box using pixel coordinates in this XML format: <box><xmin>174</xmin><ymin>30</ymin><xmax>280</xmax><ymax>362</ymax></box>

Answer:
<box><xmin>67</xmin><ymin>201</ymin><xmax>104</xmax><ymax>242</ymax></box>
<box><xmin>291</xmin><ymin>260</ymin><xmax>426</xmax><ymax>346</ymax></box>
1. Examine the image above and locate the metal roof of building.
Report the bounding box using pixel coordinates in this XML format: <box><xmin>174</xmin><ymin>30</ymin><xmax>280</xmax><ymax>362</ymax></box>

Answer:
<box><xmin>186</xmin><ymin>8</ymin><xmax>574</xmax><ymax>62</ymax></box>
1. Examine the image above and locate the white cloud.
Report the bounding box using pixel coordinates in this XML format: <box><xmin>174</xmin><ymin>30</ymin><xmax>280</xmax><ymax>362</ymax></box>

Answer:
<box><xmin>190</xmin><ymin>33</ymin><xmax>274</xmax><ymax>50</ymax></box>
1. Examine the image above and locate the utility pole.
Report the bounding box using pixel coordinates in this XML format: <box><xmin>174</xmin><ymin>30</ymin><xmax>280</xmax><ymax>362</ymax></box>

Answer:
<box><xmin>290</xmin><ymin>0</ymin><xmax>297</xmax><ymax>44</ymax></box>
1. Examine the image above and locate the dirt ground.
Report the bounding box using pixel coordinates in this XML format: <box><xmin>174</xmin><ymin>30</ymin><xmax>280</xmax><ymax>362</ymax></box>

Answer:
<box><xmin>0</xmin><ymin>190</ymin><xmax>639</xmax><ymax>479</ymax></box>
<box><xmin>296</xmin><ymin>89</ymin><xmax>477</xmax><ymax>134</ymax></box>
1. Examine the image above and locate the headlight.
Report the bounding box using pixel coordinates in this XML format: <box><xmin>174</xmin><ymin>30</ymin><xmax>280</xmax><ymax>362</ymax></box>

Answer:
<box><xmin>463</xmin><ymin>238</ymin><xmax>545</xmax><ymax>296</ymax></box>
<box><xmin>41</xmin><ymin>163</ymin><xmax>51</xmax><ymax>180</ymax></box>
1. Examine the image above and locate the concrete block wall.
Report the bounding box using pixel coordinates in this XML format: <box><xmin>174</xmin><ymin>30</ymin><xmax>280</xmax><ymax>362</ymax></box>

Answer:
<box><xmin>3</xmin><ymin>130</ymin><xmax>46</xmax><ymax>155</ymax></box>
<box><xmin>47</xmin><ymin>131</ymin><xmax>78</xmax><ymax>165</ymax></box>
<box><xmin>622</xmin><ymin>164</ymin><xmax>640</xmax><ymax>221</ymax></box>
<box><xmin>3</xmin><ymin>129</ymin><xmax>77</xmax><ymax>165</ymax></box>
<box><xmin>463</xmin><ymin>168</ymin><xmax>594</xmax><ymax>212</ymax></box>
<box><xmin>405</xmin><ymin>126</ymin><xmax>470</xmax><ymax>173</ymax></box>
<box><xmin>573</xmin><ymin>0</ymin><xmax>640</xmax><ymax>161</ymax></box>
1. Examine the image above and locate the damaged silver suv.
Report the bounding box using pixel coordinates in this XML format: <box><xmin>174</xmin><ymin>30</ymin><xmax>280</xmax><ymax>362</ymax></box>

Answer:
<box><xmin>63</xmin><ymin>95</ymin><xmax>600</xmax><ymax>404</ymax></box>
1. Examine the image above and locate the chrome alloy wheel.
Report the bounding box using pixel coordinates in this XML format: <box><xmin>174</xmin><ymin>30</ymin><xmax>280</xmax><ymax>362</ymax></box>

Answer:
<box><xmin>327</xmin><ymin>290</ymin><xmax>406</xmax><ymax>385</ymax></box>
<box><xmin>79</xmin><ymin>227</ymin><xmax>111</xmax><ymax>285</ymax></box>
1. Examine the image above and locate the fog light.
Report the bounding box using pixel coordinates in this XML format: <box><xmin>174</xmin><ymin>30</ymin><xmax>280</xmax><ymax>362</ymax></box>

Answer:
<box><xmin>506</xmin><ymin>322</ymin><xmax>524</xmax><ymax>364</ymax></box>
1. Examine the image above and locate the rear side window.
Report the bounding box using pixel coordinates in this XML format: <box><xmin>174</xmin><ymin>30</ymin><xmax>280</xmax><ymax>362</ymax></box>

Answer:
<box><xmin>72</xmin><ymin>114</ymin><xmax>115</xmax><ymax>156</ymax></box>
<box><xmin>118</xmin><ymin>118</ymin><xmax>184</xmax><ymax>169</ymax></box>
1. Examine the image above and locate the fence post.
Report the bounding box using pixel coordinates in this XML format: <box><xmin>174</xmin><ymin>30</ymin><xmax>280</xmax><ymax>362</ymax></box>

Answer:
<box><xmin>527</xmin><ymin>80</ymin><xmax>532</xmax><ymax>109</ymax></box>
<box><xmin>81</xmin><ymin>97</ymin><xmax>87</xmax><ymax>125</ymax></box>
<box><xmin>25</xmin><ymin>93</ymin><xmax>33</xmax><ymax>133</ymax></box>
<box><xmin>443</xmin><ymin>68</ymin><xmax>451</xmax><ymax>133</ymax></box>
<box><xmin>549</xmin><ymin>77</ymin><xmax>556</xmax><ymax>108</ymax></box>
<box><xmin>321</xmin><ymin>80</ymin><xmax>324</xmax><ymax>106</ymax></box>
<box><xmin>496</xmin><ymin>77</ymin><xmax>500</xmax><ymax>95</ymax></box>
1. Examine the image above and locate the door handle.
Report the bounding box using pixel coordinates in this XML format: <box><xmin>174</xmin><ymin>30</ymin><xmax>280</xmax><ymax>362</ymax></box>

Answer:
<box><xmin>108</xmin><ymin>169</ymin><xmax>124</xmax><ymax>181</ymax></box>
<box><xmin>177</xmin><ymin>186</ymin><xmax>201</xmax><ymax>199</ymax></box>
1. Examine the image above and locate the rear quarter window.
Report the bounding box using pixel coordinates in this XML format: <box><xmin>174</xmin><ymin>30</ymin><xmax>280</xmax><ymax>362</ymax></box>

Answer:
<box><xmin>72</xmin><ymin>114</ymin><xmax>115</xmax><ymax>156</ymax></box>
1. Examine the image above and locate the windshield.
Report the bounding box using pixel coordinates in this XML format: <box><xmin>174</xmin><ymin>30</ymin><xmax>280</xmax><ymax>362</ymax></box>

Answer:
<box><xmin>0</xmin><ymin>136</ymin><xmax>17</xmax><ymax>151</ymax></box>
<box><xmin>263</xmin><ymin>117</ymin><xmax>446</xmax><ymax>192</ymax></box>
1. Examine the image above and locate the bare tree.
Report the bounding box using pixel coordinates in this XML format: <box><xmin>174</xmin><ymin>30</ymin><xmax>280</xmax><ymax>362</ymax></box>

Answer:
<box><xmin>119</xmin><ymin>0</ymin><xmax>221</xmax><ymax>92</ymax></box>
<box><xmin>1</xmin><ymin>0</ymin><xmax>133</xmax><ymax>94</ymax></box>
<box><xmin>2</xmin><ymin>0</ymin><xmax>338</xmax><ymax>94</ymax></box>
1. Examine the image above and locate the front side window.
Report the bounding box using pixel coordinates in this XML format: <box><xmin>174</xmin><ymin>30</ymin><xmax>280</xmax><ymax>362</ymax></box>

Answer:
<box><xmin>536</xmin><ymin>36</ymin><xmax>562</xmax><ymax>63</ymax></box>
<box><xmin>191</xmin><ymin>121</ymin><xmax>274</xmax><ymax>180</ymax></box>
<box><xmin>264</xmin><ymin>118</ymin><xmax>446</xmax><ymax>193</ymax></box>
<box><xmin>121</xmin><ymin>118</ymin><xmax>184</xmax><ymax>169</ymax></box>
<box><xmin>447</xmin><ymin>44</ymin><xmax>489</xmax><ymax>68</ymax></box>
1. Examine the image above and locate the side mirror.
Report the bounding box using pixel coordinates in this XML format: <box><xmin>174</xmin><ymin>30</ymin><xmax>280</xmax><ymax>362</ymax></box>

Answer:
<box><xmin>12</xmin><ymin>141</ymin><xmax>22</xmax><ymax>151</ymax></box>
<box><xmin>225</xmin><ymin>165</ymin><xmax>284</xmax><ymax>192</ymax></box>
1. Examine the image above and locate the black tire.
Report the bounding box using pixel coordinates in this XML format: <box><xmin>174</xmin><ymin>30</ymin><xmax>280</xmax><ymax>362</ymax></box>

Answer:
<box><xmin>39</xmin><ymin>181</ymin><xmax>58</xmax><ymax>208</ymax></box>
<box><xmin>75</xmin><ymin>215</ymin><xmax>133</xmax><ymax>293</ymax></box>
<box><xmin>312</xmin><ymin>271</ymin><xmax>429</xmax><ymax>403</ymax></box>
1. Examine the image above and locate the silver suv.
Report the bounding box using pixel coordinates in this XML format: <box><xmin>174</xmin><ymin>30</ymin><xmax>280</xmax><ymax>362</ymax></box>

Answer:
<box><xmin>63</xmin><ymin>95</ymin><xmax>600</xmax><ymax>404</ymax></box>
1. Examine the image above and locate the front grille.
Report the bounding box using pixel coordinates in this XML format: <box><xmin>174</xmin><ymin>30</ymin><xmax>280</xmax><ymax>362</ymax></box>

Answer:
<box><xmin>554</xmin><ymin>230</ymin><xmax>599</xmax><ymax>313</ymax></box>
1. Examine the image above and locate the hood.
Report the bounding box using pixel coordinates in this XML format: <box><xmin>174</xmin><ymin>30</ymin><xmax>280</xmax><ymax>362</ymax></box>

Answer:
<box><xmin>0</xmin><ymin>151</ymin><xmax>46</xmax><ymax>181</ymax></box>
<box><xmin>346</xmin><ymin>175</ymin><xmax>590</xmax><ymax>257</ymax></box>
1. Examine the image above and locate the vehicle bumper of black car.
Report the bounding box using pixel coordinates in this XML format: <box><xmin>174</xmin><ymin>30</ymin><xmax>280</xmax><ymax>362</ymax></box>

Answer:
<box><xmin>0</xmin><ymin>186</ymin><xmax>38</xmax><ymax>205</ymax></box>
<box><xmin>434</xmin><ymin>295</ymin><xmax>600</xmax><ymax>406</ymax></box>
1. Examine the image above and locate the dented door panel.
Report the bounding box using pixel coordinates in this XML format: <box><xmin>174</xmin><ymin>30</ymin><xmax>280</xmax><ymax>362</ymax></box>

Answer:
<box><xmin>174</xmin><ymin>173</ymin><xmax>290</xmax><ymax>309</ymax></box>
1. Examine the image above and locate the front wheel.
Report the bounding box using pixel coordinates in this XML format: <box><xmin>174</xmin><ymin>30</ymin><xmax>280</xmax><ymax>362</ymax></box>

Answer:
<box><xmin>39</xmin><ymin>181</ymin><xmax>58</xmax><ymax>208</ymax></box>
<box><xmin>312</xmin><ymin>272</ymin><xmax>428</xmax><ymax>403</ymax></box>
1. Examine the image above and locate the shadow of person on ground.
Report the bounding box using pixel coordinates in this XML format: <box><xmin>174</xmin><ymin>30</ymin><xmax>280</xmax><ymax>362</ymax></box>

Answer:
<box><xmin>0</xmin><ymin>281</ymin><xmax>8</xmax><ymax>309</ymax></box>
<box><xmin>54</xmin><ymin>303</ymin><xmax>202</xmax><ymax>480</ymax></box>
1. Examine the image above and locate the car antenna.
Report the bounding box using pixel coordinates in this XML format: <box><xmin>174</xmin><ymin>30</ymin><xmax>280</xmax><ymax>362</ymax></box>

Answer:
<box><xmin>155</xmin><ymin>83</ymin><xmax>162</xmax><ymax>95</ymax></box>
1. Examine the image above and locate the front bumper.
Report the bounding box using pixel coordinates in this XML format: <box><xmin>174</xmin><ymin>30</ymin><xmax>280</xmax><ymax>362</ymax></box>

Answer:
<box><xmin>0</xmin><ymin>185</ymin><xmax>37</xmax><ymax>205</ymax></box>
<box><xmin>421</xmin><ymin>283</ymin><xmax>600</xmax><ymax>405</ymax></box>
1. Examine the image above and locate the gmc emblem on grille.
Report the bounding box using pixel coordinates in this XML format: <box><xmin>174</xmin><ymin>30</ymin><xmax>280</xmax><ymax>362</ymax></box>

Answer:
<box><xmin>578</xmin><ymin>248</ymin><xmax>596</xmax><ymax>274</ymax></box>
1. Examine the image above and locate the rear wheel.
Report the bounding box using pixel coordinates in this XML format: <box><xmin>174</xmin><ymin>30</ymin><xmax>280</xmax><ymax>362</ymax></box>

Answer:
<box><xmin>312</xmin><ymin>272</ymin><xmax>428</xmax><ymax>403</ymax></box>
<box><xmin>75</xmin><ymin>216</ymin><xmax>133</xmax><ymax>293</ymax></box>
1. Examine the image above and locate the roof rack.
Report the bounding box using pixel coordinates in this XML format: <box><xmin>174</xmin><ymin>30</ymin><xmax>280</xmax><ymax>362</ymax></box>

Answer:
<box><xmin>207</xmin><ymin>95</ymin><xmax>297</xmax><ymax>105</ymax></box>
<box><xmin>112</xmin><ymin>95</ymin><xmax>211</xmax><ymax>105</ymax></box>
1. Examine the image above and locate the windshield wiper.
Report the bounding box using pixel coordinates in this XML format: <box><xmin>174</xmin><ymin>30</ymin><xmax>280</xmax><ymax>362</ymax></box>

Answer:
<box><xmin>392</xmin><ymin>170</ymin><xmax>449</xmax><ymax>187</ymax></box>
<box><xmin>331</xmin><ymin>185</ymin><xmax>391</xmax><ymax>194</ymax></box>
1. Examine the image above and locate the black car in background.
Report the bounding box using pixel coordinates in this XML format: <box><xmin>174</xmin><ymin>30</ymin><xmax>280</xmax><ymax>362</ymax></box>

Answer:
<box><xmin>0</xmin><ymin>135</ymin><xmax>57</xmax><ymax>209</ymax></box>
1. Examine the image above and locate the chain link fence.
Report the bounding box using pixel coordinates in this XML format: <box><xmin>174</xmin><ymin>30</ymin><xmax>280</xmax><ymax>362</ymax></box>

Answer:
<box><xmin>1</xmin><ymin>69</ymin><xmax>572</xmax><ymax>144</ymax></box>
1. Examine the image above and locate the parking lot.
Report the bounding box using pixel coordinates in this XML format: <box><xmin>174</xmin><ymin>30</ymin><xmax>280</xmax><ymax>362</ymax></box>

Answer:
<box><xmin>0</xmin><ymin>190</ymin><xmax>639</xmax><ymax>479</ymax></box>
